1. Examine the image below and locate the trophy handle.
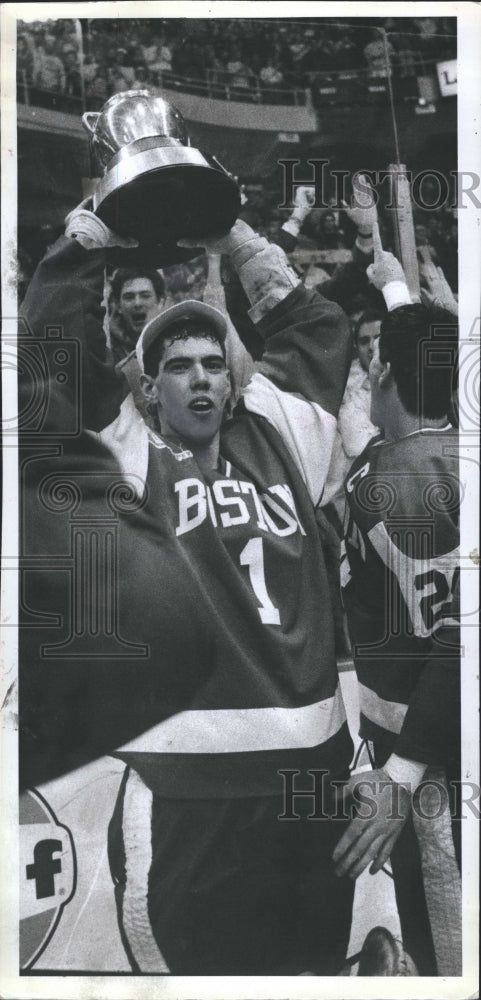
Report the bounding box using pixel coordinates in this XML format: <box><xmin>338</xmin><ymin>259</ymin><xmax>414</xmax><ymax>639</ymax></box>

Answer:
<box><xmin>82</xmin><ymin>112</ymin><xmax>100</xmax><ymax>135</ymax></box>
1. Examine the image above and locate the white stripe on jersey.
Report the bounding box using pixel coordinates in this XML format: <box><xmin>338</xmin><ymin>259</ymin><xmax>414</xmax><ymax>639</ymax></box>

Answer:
<box><xmin>95</xmin><ymin>394</ymin><xmax>193</xmax><ymax>499</ymax></box>
<box><xmin>359</xmin><ymin>682</ymin><xmax>408</xmax><ymax>734</ymax></box>
<box><xmin>121</xmin><ymin>769</ymin><xmax>170</xmax><ymax>972</ymax></box>
<box><xmin>117</xmin><ymin>687</ymin><xmax>346</xmax><ymax>755</ymax></box>
<box><xmin>242</xmin><ymin>372</ymin><xmax>337</xmax><ymax>506</ymax></box>
<box><xmin>94</xmin><ymin>393</ymin><xmax>149</xmax><ymax>496</ymax></box>
<box><xmin>368</xmin><ymin>521</ymin><xmax>460</xmax><ymax>639</ymax></box>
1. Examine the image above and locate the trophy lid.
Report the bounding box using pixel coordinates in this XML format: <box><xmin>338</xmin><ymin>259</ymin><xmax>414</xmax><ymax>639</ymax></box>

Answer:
<box><xmin>83</xmin><ymin>90</ymin><xmax>189</xmax><ymax>172</ymax></box>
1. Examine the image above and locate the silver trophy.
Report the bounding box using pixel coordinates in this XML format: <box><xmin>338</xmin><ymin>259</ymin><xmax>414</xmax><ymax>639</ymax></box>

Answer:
<box><xmin>83</xmin><ymin>90</ymin><xmax>240</xmax><ymax>265</ymax></box>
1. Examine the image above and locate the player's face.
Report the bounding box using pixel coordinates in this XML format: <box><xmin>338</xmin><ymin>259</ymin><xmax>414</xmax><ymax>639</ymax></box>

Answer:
<box><xmin>356</xmin><ymin>320</ymin><xmax>381</xmax><ymax>373</ymax></box>
<box><xmin>153</xmin><ymin>336</ymin><xmax>231</xmax><ymax>445</ymax></box>
<box><xmin>118</xmin><ymin>278</ymin><xmax>161</xmax><ymax>340</ymax></box>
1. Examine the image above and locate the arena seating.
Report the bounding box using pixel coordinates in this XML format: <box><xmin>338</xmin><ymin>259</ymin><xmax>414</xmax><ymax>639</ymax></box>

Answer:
<box><xmin>17</xmin><ymin>16</ymin><xmax>456</xmax><ymax>110</ymax></box>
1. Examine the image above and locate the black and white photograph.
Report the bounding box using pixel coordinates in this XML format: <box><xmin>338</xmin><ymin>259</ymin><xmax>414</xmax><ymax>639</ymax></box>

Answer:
<box><xmin>1</xmin><ymin>2</ymin><xmax>479</xmax><ymax>997</ymax></box>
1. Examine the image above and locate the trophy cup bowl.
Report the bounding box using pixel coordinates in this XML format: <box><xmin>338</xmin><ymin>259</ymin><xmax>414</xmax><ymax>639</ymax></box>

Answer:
<box><xmin>83</xmin><ymin>90</ymin><xmax>241</xmax><ymax>266</ymax></box>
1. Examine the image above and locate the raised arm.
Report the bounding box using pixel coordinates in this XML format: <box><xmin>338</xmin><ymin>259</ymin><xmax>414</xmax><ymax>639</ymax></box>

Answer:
<box><xmin>19</xmin><ymin>203</ymin><xmax>138</xmax><ymax>431</ymax></box>
<box><xmin>185</xmin><ymin>220</ymin><xmax>352</xmax><ymax>504</ymax></box>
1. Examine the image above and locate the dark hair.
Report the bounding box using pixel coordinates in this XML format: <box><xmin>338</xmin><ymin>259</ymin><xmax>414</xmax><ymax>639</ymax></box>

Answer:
<box><xmin>143</xmin><ymin>318</ymin><xmax>226</xmax><ymax>378</ymax></box>
<box><xmin>111</xmin><ymin>267</ymin><xmax>164</xmax><ymax>302</ymax></box>
<box><xmin>380</xmin><ymin>304</ymin><xmax>458</xmax><ymax>419</ymax></box>
<box><xmin>354</xmin><ymin>310</ymin><xmax>383</xmax><ymax>344</ymax></box>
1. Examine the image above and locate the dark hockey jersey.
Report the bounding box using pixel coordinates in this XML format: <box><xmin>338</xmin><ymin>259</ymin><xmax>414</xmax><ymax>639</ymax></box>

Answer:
<box><xmin>19</xmin><ymin>236</ymin><xmax>354</xmax><ymax>797</ymax></box>
<box><xmin>342</xmin><ymin>428</ymin><xmax>460</xmax><ymax>769</ymax></box>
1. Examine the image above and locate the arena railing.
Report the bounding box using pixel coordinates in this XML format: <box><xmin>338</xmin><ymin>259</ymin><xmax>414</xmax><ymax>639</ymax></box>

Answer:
<box><xmin>16</xmin><ymin>54</ymin><xmax>454</xmax><ymax>116</ymax></box>
<box><xmin>15</xmin><ymin>71</ymin><xmax>308</xmax><ymax>112</ymax></box>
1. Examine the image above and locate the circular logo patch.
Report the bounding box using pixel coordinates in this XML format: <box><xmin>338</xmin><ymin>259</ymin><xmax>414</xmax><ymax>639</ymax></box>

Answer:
<box><xmin>20</xmin><ymin>788</ymin><xmax>76</xmax><ymax>970</ymax></box>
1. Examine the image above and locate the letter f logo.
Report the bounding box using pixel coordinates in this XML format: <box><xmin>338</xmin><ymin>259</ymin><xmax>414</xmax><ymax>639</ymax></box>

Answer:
<box><xmin>26</xmin><ymin>839</ymin><xmax>62</xmax><ymax>899</ymax></box>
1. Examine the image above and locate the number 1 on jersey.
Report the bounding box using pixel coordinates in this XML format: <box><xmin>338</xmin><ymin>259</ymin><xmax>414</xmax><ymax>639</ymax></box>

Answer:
<box><xmin>240</xmin><ymin>538</ymin><xmax>281</xmax><ymax>625</ymax></box>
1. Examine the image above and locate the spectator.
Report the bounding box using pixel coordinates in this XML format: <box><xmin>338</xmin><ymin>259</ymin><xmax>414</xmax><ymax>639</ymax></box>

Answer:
<box><xmin>226</xmin><ymin>53</ymin><xmax>254</xmax><ymax>91</ymax></box>
<box><xmin>259</xmin><ymin>58</ymin><xmax>284</xmax><ymax>100</ymax></box>
<box><xmin>288</xmin><ymin>29</ymin><xmax>310</xmax><ymax>66</ymax></box>
<box><xmin>150</xmin><ymin>38</ymin><xmax>173</xmax><ymax>83</ymax></box>
<box><xmin>33</xmin><ymin>33</ymin><xmax>66</xmax><ymax>93</ymax></box>
<box><xmin>108</xmin><ymin>47</ymin><xmax>135</xmax><ymax>87</ymax></box>
<box><xmin>415</xmin><ymin>17</ymin><xmax>444</xmax><ymax>60</ymax></box>
<box><xmin>63</xmin><ymin>46</ymin><xmax>83</xmax><ymax>98</ymax></box>
<box><xmin>17</xmin><ymin>32</ymin><xmax>35</xmax><ymax>86</ymax></box>
<box><xmin>316</xmin><ymin>210</ymin><xmax>347</xmax><ymax>250</ymax></box>
<box><xmin>81</xmin><ymin>53</ymin><xmax>99</xmax><ymax>84</ymax></box>
<box><xmin>156</xmin><ymin>37</ymin><xmax>173</xmax><ymax>73</ymax></box>
<box><xmin>334</xmin><ymin>31</ymin><xmax>360</xmax><ymax>75</ymax></box>
<box><xmin>131</xmin><ymin>64</ymin><xmax>152</xmax><ymax>90</ymax></box>
<box><xmin>140</xmin><ymin>33</ymin><xmax>161</xmax><ymax>67</ymax></box>
<box><xmin>363</xmin><ymin>30</ymin><xmax>394</xmax><ymax>78</ymax></box>
<box><xmin>84</xmin><ymin>65</ymin><xmax>109</xmax><ymax>102</ymax></box>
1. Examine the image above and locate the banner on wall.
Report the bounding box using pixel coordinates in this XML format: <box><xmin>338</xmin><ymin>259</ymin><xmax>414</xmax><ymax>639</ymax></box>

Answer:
<box><xmin>436</xmin><ymin>59</ymin><xmax>457</xmax><ymax>97</ymax></box>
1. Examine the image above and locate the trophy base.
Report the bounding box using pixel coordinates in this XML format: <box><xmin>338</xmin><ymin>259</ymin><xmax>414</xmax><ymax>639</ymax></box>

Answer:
<box><xmin>94</xmin><ymin>145</ymin><xmax>240</xmax><ymax>267</ymax></box>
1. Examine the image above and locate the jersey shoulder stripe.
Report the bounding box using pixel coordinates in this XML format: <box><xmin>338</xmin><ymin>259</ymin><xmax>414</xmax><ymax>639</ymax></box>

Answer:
<box><xmin>242</xmin><ymin>372</ymin><xmax>337</xmax><ymax>505</ymax></box>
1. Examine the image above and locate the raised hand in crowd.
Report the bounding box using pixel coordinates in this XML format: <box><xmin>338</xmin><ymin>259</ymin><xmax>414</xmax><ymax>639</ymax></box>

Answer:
<box><xmin>291</xmin><ymin>184</ymin><xmax>316</xmax><ymax>220</ymax></box>
<box><xmin>367</xmin><ymin>220</ymin><xmax>407</xmax><ymax>289</ymax></box>
<box><xmin>281</xmin><ymin>185</ymin><xmax>316</xmax><ymax>239</ymax></box>
<box><xmin>419</xmin><ymin>258</ymin><xmax>458</xmax><ymax>316</ymax></box>
<box><xmin>342</xmin><ymin>172</ymin><xmax>378</xmax><ymax>237</ymax></box>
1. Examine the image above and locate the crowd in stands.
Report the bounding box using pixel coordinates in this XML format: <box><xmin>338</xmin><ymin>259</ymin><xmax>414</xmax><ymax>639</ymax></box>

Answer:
<box><xmin>17</xmin><ymin>16</ymin><xmax>456</xmax><ymax>103</ymax></box>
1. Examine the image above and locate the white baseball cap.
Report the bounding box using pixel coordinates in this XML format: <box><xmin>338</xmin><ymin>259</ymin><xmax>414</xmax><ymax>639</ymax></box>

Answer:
<box><xmin>136</xmin><ymin>299</ymin><xmax>227</xmax><ymax>373</ymax></box>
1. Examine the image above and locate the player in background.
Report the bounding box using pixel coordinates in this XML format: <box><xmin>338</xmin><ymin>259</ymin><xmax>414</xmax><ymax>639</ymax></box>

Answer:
<box><xmin>334</xmin><ymin>223</ymin><xmax>461</xmax><ymax>976</ymax></box>
<box><xmin>108</xmin><ymin>266</ymin><xmax>166</xmax><ymax>365</ymax></box>
<box><xmin>20</xmin><ymin>204</ymin><xmax>355</xmax><ymax>975</ymax></box>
